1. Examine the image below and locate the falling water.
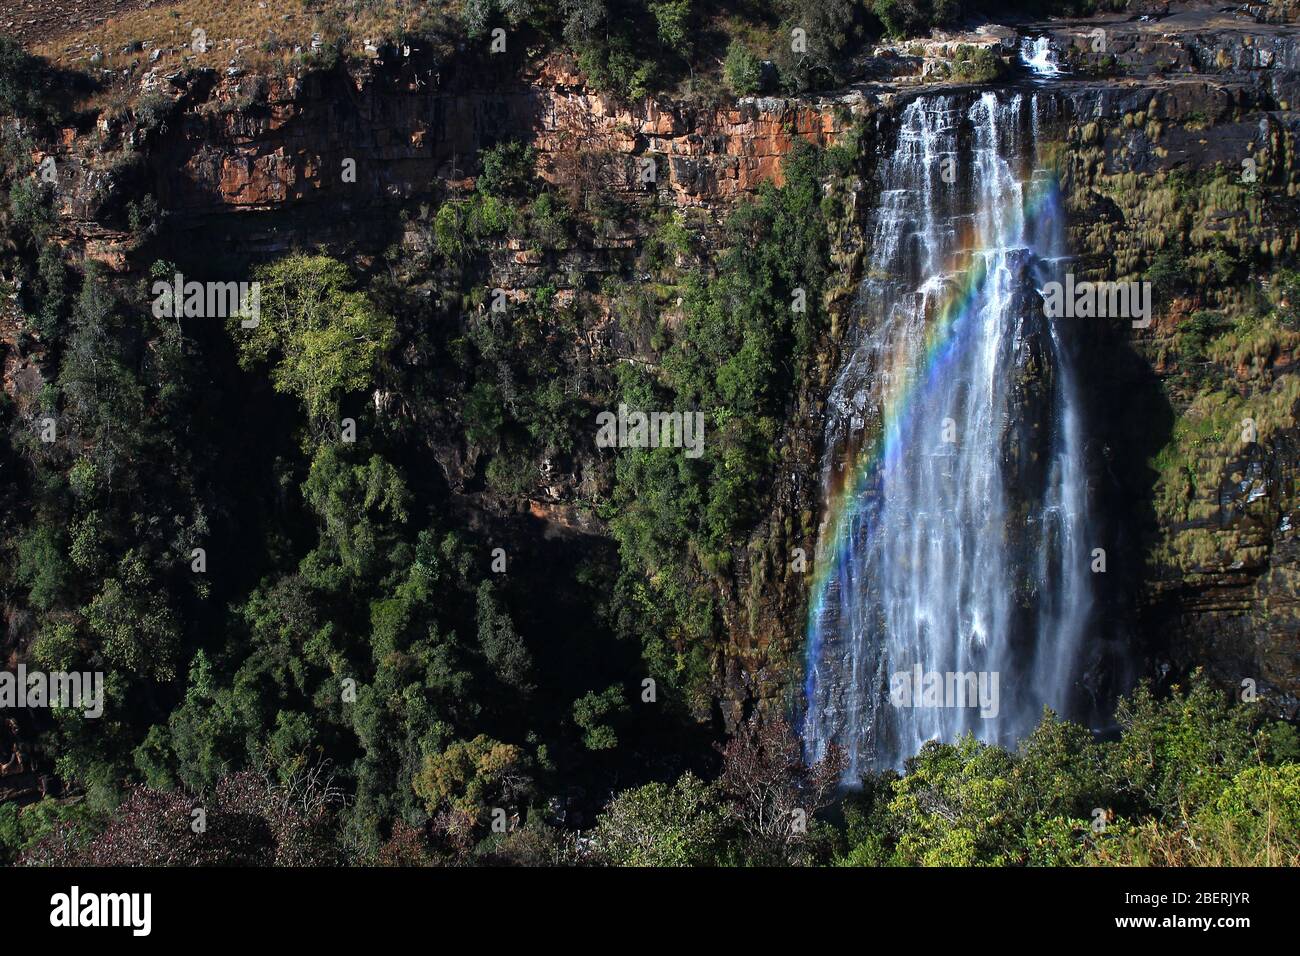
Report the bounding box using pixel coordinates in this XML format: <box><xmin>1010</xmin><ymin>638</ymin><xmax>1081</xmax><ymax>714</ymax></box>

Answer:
<box><xmin>802</xmin><ymin>92</ymin><xmax>1094</xmax><ymax>777</ymax></box>
<box><xmin>1020</xmin><ymin>36</ymin><xmax>1064</xmax><ymax>78</ymax></box>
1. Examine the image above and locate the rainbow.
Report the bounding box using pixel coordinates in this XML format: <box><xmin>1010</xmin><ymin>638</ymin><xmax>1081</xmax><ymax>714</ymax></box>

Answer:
<box><xmin>801</xmin><ymin>170</ymin><xmax>1064</xmax><ymax>719</ymax></box>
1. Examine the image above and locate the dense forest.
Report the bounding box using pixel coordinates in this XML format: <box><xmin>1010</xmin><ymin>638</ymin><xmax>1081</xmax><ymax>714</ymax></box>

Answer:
<box><xmin>1</xmin><ymin>0</ymin><xmax>1298</xmax><ymax>869</ymax></box>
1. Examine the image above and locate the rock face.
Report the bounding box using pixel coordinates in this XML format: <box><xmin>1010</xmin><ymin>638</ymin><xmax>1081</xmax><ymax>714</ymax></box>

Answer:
<box><xmin>19</xmin><ymin>46</ymin><xmax>866</xmax><ymax>729</ymax></box>
<box><xmin>10</xmin><ymin>7</ymin><xmax>1300</xmax><ymax>727</ymax></box>
<box><xmin>1036</xmin><ymin>64</ymin><xmax>1300</xmax><ymax>716</ymax></box>
<box><xmin>39</xmin><ymin>53</ymin><xmax>856</xmax><ymax>269</ymax></box>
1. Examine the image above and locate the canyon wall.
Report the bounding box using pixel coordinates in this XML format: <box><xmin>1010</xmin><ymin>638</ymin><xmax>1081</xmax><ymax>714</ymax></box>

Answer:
<box><xmin>6</xmin><ymin>10</ymin><xmax>1300</xmax><ymax>746</ymax></box>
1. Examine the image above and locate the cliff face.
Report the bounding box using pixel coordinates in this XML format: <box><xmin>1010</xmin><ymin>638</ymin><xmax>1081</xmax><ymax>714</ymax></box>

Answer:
<box><xmin>40</xmin><ymin>52</ymin><xmax>852</xmax><ymax>264</ymax></box>
<box><xmin>729</xmin><ymin>16</ymin><xmax>1300</xmax><ymax>719</ymax></box>
<box><xmin>13</xmin><ymin>44</ymin><xmax>866</xmax><ymax>735</ymax></box>
<box><xmin>8</xmin><ymin>6</ymin><xmax>1300</xmax><ymax>733</ymax></box>
<box><xmin>1035</xmin><ymin>28</ymin><xmax>1300</xmax><ymax>716</ymax></box>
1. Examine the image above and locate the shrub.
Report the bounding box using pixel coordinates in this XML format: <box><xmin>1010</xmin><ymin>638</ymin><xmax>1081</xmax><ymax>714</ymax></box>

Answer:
<box><xmin>870</xmin><ymin>0</ymin><xmax>965</xmax><ymax>40</ymax></box>
<box><xmin>433</xmin><ymin>203</ymin><xmax>464</xmax><ymax>259</ymax></box>
<box><xmin>572</xmin><ymin>684</ymin><xmax>627</xmax><ymax>751</ymax></box>
<box><xmin>1092</xmin><ymin>765</ymin><xmax>1300</xmax><ymax>866</ymax></box>
<box><xmin>1104</xmin><ymin>672</ymin><xmax>1259</xmax><ymax>818</ymax></box>
<box><xmin>724</xmin><ymin>41</ymin><xmax>762</xmax><ymax>95</ymax></box>
<box><xmin>477</xmin><ymin>141</ymin><xmax>537</xmax><ymax>199</ymax></box>
<box><xmin>412</xmin><ymin>735</ymin><xmax>529</xmax><ymax>824</ymax></box>
<box><xmin>464</xmin><ymin>379</ymin><xmax>505</xmax><ymax>446</ymax></box>
<box><xmin>578</xmin><ymin>40</ymin><xmax>656</xmax><ymax>99</ymax></box>
<box><xmin>1272</xmin><ymin>268</ymin><xmax>1300</xmax><ymax>330</ymax></box>
<box><xmin>21</xmin><ymin>773</ymin><xmax>341</xmax><ymax>866</ymax></box>
<box><xmin>594</xmin><ymin>772</ymin><xmax>723</xmax><ymax>866</ymax></box>
<box><xmin>485</xmin><ymin>446</ymin><xmax>539</xmax><ymax>497</ymax></box>
<box><xmin>133</xmin><ymin>93</ymin><xmax>175</xmax><ymax>137</ymax></box>
<box><xmin>0</xmin><ymin>37</ymin><xmax>55</xmax><ymax>121</ymax></box>
<box><xmin>1148</xmin><ymin>247</ymin><xmax>1190</xmax><ymax>298</ymax></box>
<box><xmin>949</xmin><ymin>45</ymin><xmax>1005</xmax><ymax>83</ymax></box>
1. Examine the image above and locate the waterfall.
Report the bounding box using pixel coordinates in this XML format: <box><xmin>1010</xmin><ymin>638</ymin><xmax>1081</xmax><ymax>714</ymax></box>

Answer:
<box><xmin>1020</xmin><ymin>36</ymin><xmax>1064</xmax><ymax>78</ymax></box>
<box><xmin>802</xmin><ymin>92</ymin><xmax>1094</xmax><ymax>778</ymax></box>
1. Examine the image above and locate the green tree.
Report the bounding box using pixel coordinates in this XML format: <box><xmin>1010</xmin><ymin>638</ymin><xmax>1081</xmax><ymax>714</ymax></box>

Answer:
<box><xmin>475</xmin><ymin>581</ymin><xmax>534</xmax><ymax>694</ymax></box>
<box><xmin>301</xmin><ymin>445</ymin><xmax>410</xmax><ymax>578</ymax></box>
<box><xmin>84</xmin><ymin>550</ymin><xmax>180</xmax><ymax>681</ymax></box>
<box><xmin>886</xmin><ymin>735</ymin><xmax>1018</xmax><ymax>866</ymax></box>
<box><xmin>724</xmin><ymin>41</ymin><xmax>761</xmax><ymax>95</ymax></box>
<box><xmin>412</xmin><ymin>735</ymin><xmax>529</xmax><ymax>823</ymax></box>
<box><xmin>15</xmin><ymin>524</ymin><xmax>68</xmax><ymax>611</ymax></box>
<box><xmin>650</xmin><ymin>0</ymin><xmax>691</xmax><ymax>50</ymax></box>
<box><xmin>594</xmin><ymin>771</ymin><xmax>722</xmax><ymax>866</ymax></box>
<box><xmin>476</xmin><ymin>141</ymin><xmax>537</xmax><ymax>199</ymax></box>
<box><xmin>0</xmin><ymin>36</ymin><xmax>56</xmax><ymax>120</ymax></box>
<box><xmin>1104</xmin><ymin>671</ymin><xmax>1259</xmax><ymax>817</ymax></box>
<box><xmin>572</xmin><ymin>684</ymin><xmax>627</xmax><ymax>750</ymax></box>
<box><xmin>233</xmin><ymin>254</ymin><xmax>395</xmax><ymax>427</ymax></box>
<box><xmin>869</xmin><ymin>0</ymin><xmax>963</xmax><ymax>40</ymax></box>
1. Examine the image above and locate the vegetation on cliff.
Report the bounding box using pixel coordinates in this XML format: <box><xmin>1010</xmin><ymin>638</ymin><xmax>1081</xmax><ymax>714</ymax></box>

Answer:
<box><xmin>7</xmin><ymin>672</ymin><xmax>1298</xmax><ymax>865</ymax></box>
<box><xmin>1</xmin><ymin>1</ymin><xmax>1298</xmax><ymax>870</ymax></box>
<box><xmin>0</xmin><ymin>86</ymin><xmax>861</xmax><ymax>860</ymax></box>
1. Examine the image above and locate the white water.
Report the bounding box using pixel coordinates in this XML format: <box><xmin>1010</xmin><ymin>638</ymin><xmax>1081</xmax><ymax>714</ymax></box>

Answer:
<box><xmin>802</xmin><ymin>93</ymin><xmax>1094</xmax><ymax>777</ymax></box>
<box><xmin>1020</xmin><ymin>36</ymin><xmax>1064</xmax><ymax>78</ymax></box>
